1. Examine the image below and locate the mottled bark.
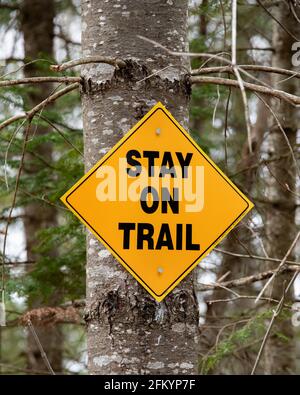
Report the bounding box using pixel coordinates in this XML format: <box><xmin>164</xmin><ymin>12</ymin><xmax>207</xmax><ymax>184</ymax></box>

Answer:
<box><xmin>82</xmin><ymin>0</ymin><xmax>200</xmax><ymax>374</ymax></box>
<box><xmin>262</xmin><ymin>2</ymin><xmax>299</xmax><ymax>374</ymax></box>
<box><xmin>20</xmin><ymin>0</ymin><xmax>62</xmax><ymax>373</ymax></box>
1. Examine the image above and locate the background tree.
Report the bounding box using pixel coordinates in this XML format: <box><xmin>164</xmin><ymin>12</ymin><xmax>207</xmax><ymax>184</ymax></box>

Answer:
<box><xmin>20</xmin><ymin>0</ymin><xmax>63</xmax><ymax>372</ymax></box>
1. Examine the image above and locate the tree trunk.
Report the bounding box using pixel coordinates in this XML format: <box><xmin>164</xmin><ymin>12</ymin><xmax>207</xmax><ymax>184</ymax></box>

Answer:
<box><xmin>20</xmin><ymin>0</ymin><xmax>62</xmax><ymax>373</ymax></box>
<box><xmin>262</xmin><ymin>2</ymin><xmax>299</xmax><ymax>374</ymax></box>
<box><xmin>82</xmin><ymin>0</ymin><xmax>200</xmax><ymax>374</ymax></box>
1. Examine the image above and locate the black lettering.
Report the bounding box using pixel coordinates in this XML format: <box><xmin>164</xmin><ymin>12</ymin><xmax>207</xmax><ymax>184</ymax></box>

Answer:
<box><xmin>118</xmin><ymin>223</ymin><xmax>136</xmax><ymax>249</ymax></box>
<box><xmin>156</xmin><ymin>223</ymin><xmax>174</xmax><ymax>250</ymax></box>
<box><xmin>159</xmin><ymin>151</ymin><xmax>175</xmax><ymax>178</ymax></box>
<box><xmin>186</xmin><ymin>224</ymin><xmax>200</xmax><ymax>250</ymax></box>
<box><xmin>143</xmin><ymin>151</ymin><xmax>159</xmax><ymax>177</ymax></box>
<box><xmin>137</xmin><ymin>223</ymin><xmax>154</xmax><ymax>249</ymax></box>
<box><xmin>176</xmin><ymin>224</ymin><xmax>183</xmax><ymax>250</ymax></box>
<box><xmin>176</xmin><ymin>152</ymin><xmax>193</xmax><ymax>178</ymax></box>
<box><xmin>126</xmin><ymin>150</ymin><xmax>141</xmax><ymax>177</ymax></box>
<box><xmin>162</xmin><ymin>187</ymin><xmax>179</xmax><ymax>214</ymax></box>
<box><xmin>140</xmin><ymin>186</ymin><xmax>159</xmax><ymax>214</ymax></box>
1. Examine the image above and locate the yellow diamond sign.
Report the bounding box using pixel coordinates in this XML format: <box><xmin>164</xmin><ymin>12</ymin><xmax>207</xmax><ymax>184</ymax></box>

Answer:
<box><xmin>61</xmin><ymin>102</ymin><xmax>253</xmax><ymax>301</ymax></box>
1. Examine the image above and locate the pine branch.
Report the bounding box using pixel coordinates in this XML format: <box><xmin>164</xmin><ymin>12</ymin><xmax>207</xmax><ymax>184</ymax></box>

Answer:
<box><xmin>0</xmin><ymin>82</ymin><xmax>80</xmax><ymax>131</ymax></box>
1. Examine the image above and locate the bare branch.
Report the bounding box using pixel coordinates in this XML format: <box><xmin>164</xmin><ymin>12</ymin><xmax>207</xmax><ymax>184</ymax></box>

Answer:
<box><xmin>50</xmin><ymin>56</ymin><xmax>126</xmax><ymax>72</ymax></box>
<box><xmin>21</xmin><ymin>306</ymin><xmax>82</xmax><ymax>326</ymax></box>
<box><xmin>196</xmin><ymin>265</ymin><xmax>300</xmax><ymax>292</ymax></box>
<box><xmin>215</xmin><ymin>248</ymin><xmax>299</xmax><ymax>266</ymax></box>
<box><xmin>255</xmin><ymin>93</ymin><xmax>300</xmax><ymax>178</ymax></box>
<box><xmin>257</xmin><ymin>0</ymin><xmax>300</xmax><ymax>41</ymax></box>
<box><xmin>0</xmin><ymin>76</ymin><xmax>81</xmax><ymax>88</ymax></box>
<box><xmin>137</xmin><ymin>35</ymin><xmax>231</xmax><ymax>64</ymax></box>
<box><xmin>190</xmin><ymin>76</ymin><xmax>300</xmax><ymax>106</ymax></box>
<box><xmin>255</xmin><ymin>231</ymin><xmax>300</xmax><ymax>303</ymax></box>
<box><xmin>26</xmin><ymin>320</ymin><xmax>56</xmax><ymax>375</ymax></box>
<box><xmin>191</xmin><ymin>65</ymin><xmax>300</xmax><ymax>80</ymax></box>
<box><xmin>0</xmin><ymin>114</ymin><xmax>25</xmax><ymax>131</ymax></box>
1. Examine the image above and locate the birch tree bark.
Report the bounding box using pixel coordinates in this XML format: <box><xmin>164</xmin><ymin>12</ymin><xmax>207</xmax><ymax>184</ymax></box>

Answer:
<box><xmin>20</xmin><ymin>0</ymin><xmax>62</xmax><ymax>373</ymax></box>
<box><xmin>262</xmin><ymin>2</ymin><xmax>300</xmax><ymax>374</ymax></box>
<box><xmin>82</xmin><ymin>0</ymin><xmax>200</xmax><ymax>374</ymax></box>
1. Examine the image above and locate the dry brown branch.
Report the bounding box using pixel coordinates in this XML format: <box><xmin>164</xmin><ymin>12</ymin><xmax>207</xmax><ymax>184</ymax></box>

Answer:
<box><xmin>196</xmin><ymin>265</ymin><xmax>300</xmax><ymax>292</ymax></box>
<box><xmin>255</xmin><ymin>231</ymin><xmax>300</xmax><ymax>303</ymax></box>
<box><xmin>190</xmin><ymin>76</ymin><xmax>300</xmax><ymax>106</ymax></box>
<box><xmin>50</xmin><ymin>56</ymin><xmax>126</xmax><ymax>72</ymax></box>
<box><xmin>137</xmin><ymin>35</ymin><xmax>231</xmax><ymax>64</ymax></box>
<box><xmin>0</xmin><ymin>76</ymin><xmax>81</xmax><ymax>88</ymax></box>
<box><xmin>20</xmin><ymin>306</ymin><xmax>82</xmax><ymax>326</ymax></box>
<box><xmin>191</xmin><ymin>65</ymin><xmax>300</xmax><ymax>80</ymax></box>
<box><xmin>215</xmin><ymin>248</ymin><xmax>299</xmax><ymax>265</ymax></box>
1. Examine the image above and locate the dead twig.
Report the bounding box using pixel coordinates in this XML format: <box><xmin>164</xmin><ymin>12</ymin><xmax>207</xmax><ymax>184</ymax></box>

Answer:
<box><xmin>50</xmin><ymin>56</ymin><xmax>126</xmax><ymax>72</ymax></box>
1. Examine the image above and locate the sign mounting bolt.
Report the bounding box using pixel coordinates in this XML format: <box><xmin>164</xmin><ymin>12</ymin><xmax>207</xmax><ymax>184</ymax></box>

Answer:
<box><xmin>156</xmin><ymin>128</ymin><xmax>161</xmax><ymax>135</ymax></box>
<box><xmin>157</xmin><ymin>266</ymin><xmax>164</xmax><ymax>274</ymax></box>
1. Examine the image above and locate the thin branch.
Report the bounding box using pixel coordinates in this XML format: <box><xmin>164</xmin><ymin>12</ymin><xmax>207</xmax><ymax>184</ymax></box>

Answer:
<box><xmin>223</xmin><ymin>83</ymin><xmax>231</xmax><ymax>171</ymax></box>
<box><xmin>207</xmin><ymin>295</ymin><xmax>295</xmax><ymax>309</ymax></box>
<box><xmin>40</xmin><ymin>115</ymin><xmax>83</xmax><ymax>157</ymax></box>
<box><xmin>255</xmin><ymin>93</ymin><xmax>300</xmax><ymax>179</ymax></box>
<box><xmin>26</xmin><ymin>320</ymin><xmax>56</xmax><ymax>375</ymax></box>
<box><xmin>257</xmin><ymin>0</ymin><xmax>300</xmax><ymax>42</ymax></box>
<box><xmin>196</xmin><ymin>265</ymin><xmax>300</xmax><ymax>293</ymax></box>
<box><xmin>0</xmin><ymin>76</ymin><xmax>81</xmax><ymax>88</ymax></box>
<box><xmin>137</xmin><ymin>35</ymin><xmax>231</xmax><ymax>64</ymax></box>
<box><xmin>0</xmin><ymin>58</ymin><xmax>53</xmax><ymax>79</ymax></box>
<box><xmin>50</xmin><ymin>56</ymin><xmax>126</xmax><ymax>72</ymax></box>
<box><xmin>230</xmin><ymin>152</ymin><xmax>300</xmax><ymax>178</ymax></box>
<box><xmin>0</xmin><ymin>260</ymin><xmax>35</xmax><ymax>266</ymax></box>
<box><xmin>0</xmin><ymin>114</ymin><xmax>24</xmax><ymax>131</ymax></box>
<box><xmin>191</xmin><ymin>65</ymin><xmax>300</xmax><ymax>80</ymax></box>
<box><xmin>255</xmin><ymin>231</ymin><xmax>300</xmax><ymax>303</ymax></box>
<box><xmin>1</xmin><ymin>121</ymin><xmax>32</xmax><ymax>293</ymax></box>
<box><xmin>0</xmin><ymin>82</ymin><xmax>80</xmax><ymax>131</ymax></box>
<box><xmin>215</xmin><ymin>247</ymin><xmax>299</xmax><ymax>266</ymax></box>
<box><xmin>190</xmin><ymin>76</ymin><xmax>300</xmax><ymax>106</ymax></box>
<box><xmin>251</xmin><ymin>272</ymin><xmax>298</xmax><ymax>375</ymax></box>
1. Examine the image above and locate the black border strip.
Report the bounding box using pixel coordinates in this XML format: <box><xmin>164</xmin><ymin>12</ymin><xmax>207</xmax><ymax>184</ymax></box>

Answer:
<box><xmin>66</xmin><ymin>107</ymin><xmax>250</xmax><ymax>297</ymax></box>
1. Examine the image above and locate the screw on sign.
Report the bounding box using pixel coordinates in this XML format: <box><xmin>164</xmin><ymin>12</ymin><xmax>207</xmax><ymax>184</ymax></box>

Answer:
<box><xmin>61</xmin><ymin>102</ymin><xmax>253</xmax><ymax>302</ymax></box>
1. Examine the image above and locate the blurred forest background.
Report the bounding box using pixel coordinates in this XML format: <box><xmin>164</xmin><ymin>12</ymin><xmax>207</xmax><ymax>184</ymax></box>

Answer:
<box><xmin>0</xmin><ymin>0</ymin><xmax>299</xmax><ymax>374</ymax></box>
